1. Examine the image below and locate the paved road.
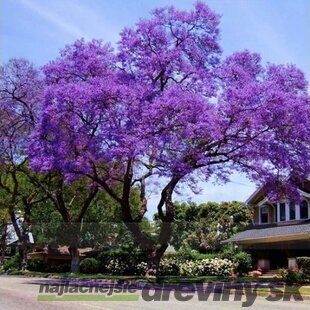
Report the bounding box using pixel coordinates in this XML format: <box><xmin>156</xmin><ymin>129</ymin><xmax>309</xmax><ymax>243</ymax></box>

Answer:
<box><xmin>0</xmin><ymin>275</ymin><xmax>309</xmax><ymax>309</ymax></box>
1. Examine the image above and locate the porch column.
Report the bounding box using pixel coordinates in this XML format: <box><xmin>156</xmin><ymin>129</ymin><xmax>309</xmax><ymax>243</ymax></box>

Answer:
<box><xmin>288</xmin><ymin>257</ymin><xmax>297</xmax><ymax>270</ymax></box>
<box><xmin>296</xmin><ymin>203</ymin><xmax>300</xmax><ymax>220</ymax></box>
<box><xmin>258</xmin><ymin>259</ymin><xmax>270</xmax><ymax>271</ymax></box>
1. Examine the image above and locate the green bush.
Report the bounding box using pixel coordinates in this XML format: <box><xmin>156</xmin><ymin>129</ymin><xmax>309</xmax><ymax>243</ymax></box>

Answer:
<box><xmin>168</xmin><ymin>251</ymin><xmax>217</xmax><ymax>262</ymax></box>
<box><xmin>219</xmin><ymin>247</ymin><xmax>235</xmax><ymax>261</ymax></box>
<box><xmin>297</xmin><ymin>257</ymin><xmax>310</xmax><ymax>276</ymax></box>
<box><xmin>283</xmin><ymin>269</ymin><xmax>305</xmax><ymax>284</ymax></box>
<box><xmin>3</xmin><ymin>253</ymin><xmax>20</xmax><ymax>272</ymax></box>
<box><xmin>86</xmin><ymin>249</ymin><xmax>234</xmax><ymax>276</ymax></box>
<box><xmin>160</xmin><ymin>257</ymin><xmax>180</xmax><ymax>275</ymax></box>
<box><xmin>233</xmin><ymin>251</ymin><xmax>252</xmax><ymax>276</ymax></box>
<box><xmin>179</xmin><ymin>258</ymin><xmax>233</xmax><ymax>276</ymax></box>
<box><xmin>27</xmin><ymin>259</ymin><xmax>70</xmax><ymax>273</ymax></box>
<box><xmin>80</xmin><ymin>258</ymin><xmax>99</xmax><ymax>274</ymax></box>
<box><xmin>93</xmin><ymin>250</ymin><xmax>147</xmax><ymax>275</ymax></box>
<box><xmin>27</xmin><ymin>259</ymin><xmax>49</xmax><ymax>272</ymax></box>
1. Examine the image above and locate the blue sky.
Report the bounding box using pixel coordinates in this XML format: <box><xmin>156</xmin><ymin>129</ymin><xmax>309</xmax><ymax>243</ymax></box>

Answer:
<box><xmin>1</xmin><ymin>0</ymin><xmax>309</xmax><ymax>212</ymax></box>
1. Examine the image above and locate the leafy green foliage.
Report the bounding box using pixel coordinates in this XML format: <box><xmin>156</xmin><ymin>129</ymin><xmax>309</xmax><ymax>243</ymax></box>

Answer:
<box><xmin>297</xmin><ymin>257</ymin><xmax>310</xmax><ymax>276</ymax></box>
<box><xmin>280</xmin><ymin>269</ymin><xmax>306</xmax><ymax>284</ymax></box>
<box><xmin>2</xmin><ymin>253</ymin><xmax>20</xmax><ymax>272</ymax></box>
<box><xmin>162</xmin><ymin>201</ymin><xmax>251</xmax><ymax>252</ymax></box>
<box><xmin>91</xmin><ymin>249</ymin><xmax>147</xmax><ymax>275</ymax></box>
<box><xmin>80</xmin><ymin>258</ymin><xmax>99</xmax><ymax>274</ymax></box>
<box><xmin>27</xmin><ymin>259</ymin><xmax>70</xmax><ymax>273</ymax></box>
<box><xmin>233</xmin><ymin>251</ymin><xmax>252</xmax><ymax>276</ymax></box>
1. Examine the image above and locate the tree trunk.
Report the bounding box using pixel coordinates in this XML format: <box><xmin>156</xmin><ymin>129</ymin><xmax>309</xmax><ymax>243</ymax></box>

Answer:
<box><xmin>18</xmin><ymin>243</ymin><xmax>28</xmax><ymax>271</ymax></box>
<box><xmin>66</xmin><ymin>221</ymin><xmax>83</xmax><ymax>273</ymax></box>
<box><xmin>146</xmin><ymin>249</ymin><xmax>160</xmax><ymax>278</ymax></box>
<box><xmin>0</xmin><ymin>224</ymin><xmax>7</xmax><ymax>264</ymax></box>
<box><xmin>9</xmin><ymin>208</ymin><xmax>30</xmax><ymax>270</ymax></box>
<box><xmin>145</xmin><ymin>243</ymin><xmax>169</xmax><ymax>278</ymax></box>
<box><xmin>69</xmin><ymin>246</ymin><xmax>80</xmax><ymax>273</ymax></box>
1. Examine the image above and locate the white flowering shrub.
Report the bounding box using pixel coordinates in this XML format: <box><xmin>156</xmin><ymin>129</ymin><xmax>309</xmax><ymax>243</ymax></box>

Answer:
<box><xmin>180</xmin><ymin>258</ymin><xmax>233</xmax><ymax>276</ymax></box>
<box><xmin>93</xmin><ymin>250</ymin><xmax>233</xmax><ymax>276</ymax></box>
<box><xmin>197</xmin><ymin>258</ymin><xmax>233</xmax><ymax>276</ymax></box>
<box><xmin>135</xmin><ymin>262</ymin><xmax>148</xmax><ymax>275</ymax></box>
<box><xmin>179</xmin><ymin>260</ymin><xmax>198</xmax><ymax>276</ymax></box>
<box><xmin>106</xmin><ymin>258</ymin><xmax>128</xmax><ymax>275</ymax></box>
<box><xmin>159</xmin><ymin>258</ymin><xmax>180</xmax><ymax>276</ymax></box>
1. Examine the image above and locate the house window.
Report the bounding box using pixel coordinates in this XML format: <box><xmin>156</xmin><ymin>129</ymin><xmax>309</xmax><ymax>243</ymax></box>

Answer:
<box><xmin>289</xmin><ymin>202</ymin><xmax>296</xmax><ymax>220</ymax></box>
<box><xmin>279</xmin><ymin>203</ymin><xmax>286</xmax><ymax>221</ymax></box>
<box><xmin>260</xmin><ymin>206</ymin><xmax>269</xmax><ymax>224</ymax></box>
<box><xmin>300</xmin><ymin>200</ymin><xmax>309</xmax><ymax>219</ymax></box>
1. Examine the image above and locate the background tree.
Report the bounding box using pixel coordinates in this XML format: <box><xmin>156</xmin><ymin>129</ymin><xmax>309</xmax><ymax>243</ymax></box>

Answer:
<box><xmin>0</xmin><ymin>208</ymin><xmax>10</xmax><ymax>264</ymax></box>
<box><xmin>0</xmin><ymin>59</ymin><xmax>46</xmax><ymax>269</ymax></box>
<box><xmin>28</xmin><ymin>2</ymin><xmax>310</xmax><ymax>277</ymax></box>
<box><xmin>168</xmin><ymin>201</ymin><xmax>251</xmax><ymax>252</ymax></box>
<box><xmin>0</xmin><ymin>59</ymin><xmax>99</xmax><ymax>272</ymax></box>
<box><xmin>30</xmin><ymin>184</ymin><xmax>148</xmax><ymax>249</ymax></box>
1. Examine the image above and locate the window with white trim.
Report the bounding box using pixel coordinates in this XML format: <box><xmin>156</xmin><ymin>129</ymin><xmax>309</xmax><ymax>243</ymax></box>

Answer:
<box><xmin>300</xmin><ymin>200</ymin><xmax>309</xmax><ymax>219</ymax></box>
<box><xmin>279</xmin><ymin>203</ymin><xmax>286</xmax><ymax>221</ymax></box>
<box><xmin>260</xmin><ymin>206</ymin><xmax>269</xmax><ymax>224</ymax></box>
<box><xmin>289</xmin><ymin>202</ymin><xmax>296</xmax><ymax>220</ymax></box>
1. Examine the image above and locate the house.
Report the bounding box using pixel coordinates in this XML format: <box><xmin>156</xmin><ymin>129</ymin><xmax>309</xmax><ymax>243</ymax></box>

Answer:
<box><xmin>28</xmin><ymin>245</ymin><xmax>92</xmax><ymax>265</ymax></box>
<box><xmin>223</xmin><ymin>179</ymin><xmax>310</xmax><ymax>271</ymax></box>
<box><xmin>4</xmin><ymin>232</ymin><xmax>34</xmax><ymax>258</ymax></box>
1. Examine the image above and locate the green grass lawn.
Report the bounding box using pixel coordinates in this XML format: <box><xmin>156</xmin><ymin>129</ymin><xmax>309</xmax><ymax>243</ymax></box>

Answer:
<box><xmin>3</xmin><ymin>270</ymin><xmax>287</xmax><ymax>283</ymax></box>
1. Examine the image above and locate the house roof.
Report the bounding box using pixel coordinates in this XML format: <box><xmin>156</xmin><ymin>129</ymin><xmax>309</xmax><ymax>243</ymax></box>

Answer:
<box><xmin>28</xmin><ymin>246</ymin><xmax>92</xmax><ymax>257</ymax></box>
<box><xmin>243</xmin><ymin>178</ymin><xmax>310</xmax><ymax>208</ymax></box>
<box><xmin>223</xmin><ymin>220</ymin><xmax>310</xmax><ymax>244</ymax></box>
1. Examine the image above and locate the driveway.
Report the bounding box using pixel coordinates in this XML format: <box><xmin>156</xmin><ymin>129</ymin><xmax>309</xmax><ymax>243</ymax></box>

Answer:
<box><xmin>0</xmin><ymin>275</ymin><xmax>309</xmax><ymax>309</ymax></box>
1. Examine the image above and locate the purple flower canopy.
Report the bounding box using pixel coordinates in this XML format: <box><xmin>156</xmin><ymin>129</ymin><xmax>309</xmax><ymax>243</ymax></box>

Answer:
<box><xmin>6</xmin><ymin>2</ymin><xmax>308</xmax><ymax>202</ymax></box>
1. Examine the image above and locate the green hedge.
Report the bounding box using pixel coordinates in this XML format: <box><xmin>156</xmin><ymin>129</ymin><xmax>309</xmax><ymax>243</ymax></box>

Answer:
<box><xmin>86</xmin><ymin>249</ymin><xmax>235</xmax><ymax>276</ymax></box>
<box><xmin>2</xmin><ymin>253</ymin><xmax>20</xmax><ymax>272</ymax></box>
<box><xmin>233</xmin><ymin>252</ymin><xmax>252</xmax><ymax>276</ymax></box>
<box><xmin>297</xmin><ymin>257</ymin><xmax>310</xmax><ymax>276</ymax></box>
<box><xmin>164</xmin><ymin>251</ymin><xmax>218</xmax><ymax>262</ymax></box>
<box><xmin>80</xmin><ymin>258</ymin><xmax>99</xmax><ymax>274</ymax></box>
<box><xmin>88</xmin><ymin>249</ymin><xmax>147</xmax><ymax>275</ymax></box>
<box><xmin>27</xmin><ymin>259</ymin><xmax>70</xmax><ymax>273</ymax></box>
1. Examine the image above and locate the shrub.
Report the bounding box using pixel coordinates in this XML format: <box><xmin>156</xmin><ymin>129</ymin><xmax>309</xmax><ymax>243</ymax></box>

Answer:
<box><xmin>196</xmin><ymin>258</ymin><xmax>233</xmax><ymax>276</ymax></box>
<box><xmin>233</xmin><ymin>251</ymin><xmax>252</xmax><ymax>276</ymax></box>
<box><xmin>283</xmin><ymin>269</ymin><xmax>305</xmax><ymax>284</ymax></box>
<box><xmin>179</xmin><ymin>258</ymin><xmax>233</xmax><ymax>276</ymax></box>
<box><xmin>2</xmin><ymin>253</ymin><xmax>20</xmax><ymax>272</ymax></box>
<box><xmin>164</xmin><ymin>251</ymin><xmax>218</xmax><ymax>262</ymax></box>
<box><xmin>94</xmin><ymin>250</ymin><xmax>147</xmax><ymax>275</ymax></box>
<box><xmin>87</xmin><ymin>249</ymin><xmax>233</xmax><ymax>276</ymax></box>
<box><xmin>27</xmin><ymin>259</ymin><xmax>70</xmax><ymax>273</ymax></box>
<box><xmin>80</xmin><ymin>258</ymin><xmax>99</xmax><ymax>274</ymax></box>
<box><xmin>160</xmin><ymin>257</ymin><xmax>180</xmax><ymax>276</ymax></box>
<box><xmin>49</xmin><ymin>264</ymin><xmax>70</xmax><ymax>273</ymax></box>
<box><xmin>219</xmin><ymin>247</ymin><xmax>235</xmax><ymax>261</ymax></box>
<box><xmin>136</xmin><ymin>262</ymin><xmax>148</xmax><ymax>275</ymax></box>
<box><xmin>297</xmin><ymin>257</ymin><xmax>310</xmax><ymax>276</ymax></box>
<box><xmin>27</xmin><ymin>259</ymin><xmax>49</xmax><ymax>272</ymax></box>
<box><xmin>179</xmin><ymin>260</ymin><xmax>198</xmax><ymax>276</ymax></box>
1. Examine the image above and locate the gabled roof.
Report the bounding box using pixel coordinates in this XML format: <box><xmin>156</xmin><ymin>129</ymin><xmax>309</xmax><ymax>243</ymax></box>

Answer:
<box><xmin>243</xmin><ymin>177</ymin><xmax>310</xmax><ymax>208</ymax></box>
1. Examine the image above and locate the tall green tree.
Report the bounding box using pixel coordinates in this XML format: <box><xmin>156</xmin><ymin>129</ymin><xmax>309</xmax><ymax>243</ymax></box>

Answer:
<box><xmin>0</xmin><ymin>207</ymin><xmax>10</xmax><ymax>264</ymax></box>
<box><xmin>167</xmin><ymin>201</ymin><xmax>251</xmax><ymax>252</ymax></box>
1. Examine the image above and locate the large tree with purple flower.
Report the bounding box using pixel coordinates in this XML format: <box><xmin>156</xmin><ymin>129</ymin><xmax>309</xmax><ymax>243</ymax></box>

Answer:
<box><xmin>28</xmin><ymin>2</ymin><xmax>310</xmax><ymax>276</ymax></box>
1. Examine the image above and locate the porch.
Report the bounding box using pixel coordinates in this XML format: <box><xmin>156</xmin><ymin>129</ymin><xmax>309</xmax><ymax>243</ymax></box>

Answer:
<box><xmin>223</xmin><ymin>221</ymin><xmax>310</xmax><ymax>270</ymax></box>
